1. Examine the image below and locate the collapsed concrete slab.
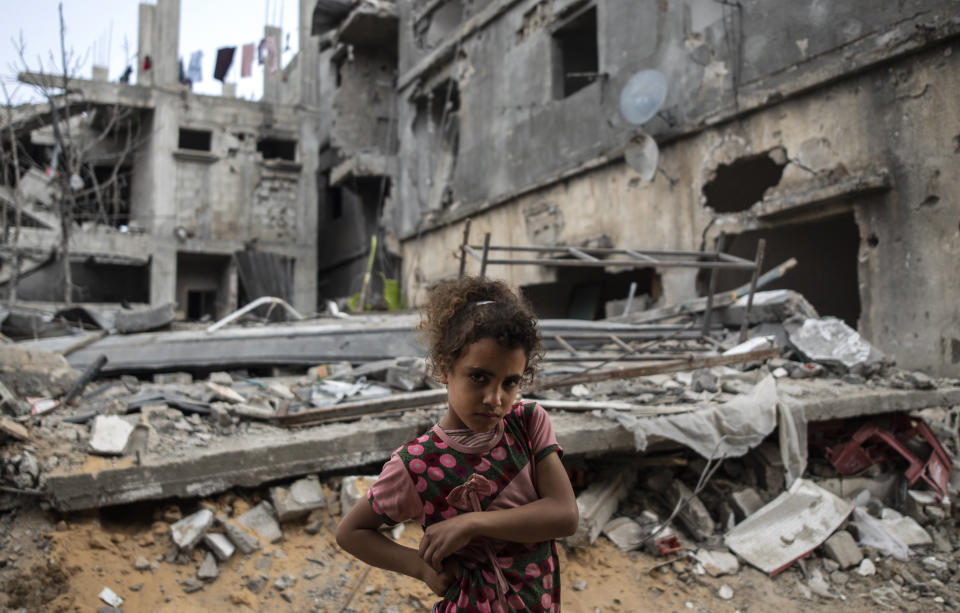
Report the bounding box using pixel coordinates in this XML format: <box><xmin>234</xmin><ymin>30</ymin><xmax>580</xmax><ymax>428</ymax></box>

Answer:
<box><xmin>41</xmin><ymin>382</ymin><xmax>960</xmax><ymax>511</ymax></box>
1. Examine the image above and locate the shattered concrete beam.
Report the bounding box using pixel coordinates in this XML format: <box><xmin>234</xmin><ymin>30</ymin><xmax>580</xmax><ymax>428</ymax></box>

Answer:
<box><xmin>789</xmin><ymin>386</ymin><xmax>960</xmax><ymax>422</ymax></box>
<box><xmin>330</xmin><ymin>153</ymin><xmax>398</xmax><ymax>187</ymax></box>
<box><xmin>44</xmin><ymin>412</ymin><xmax>635</xmax><ymax>512</ymax></box>
<box><xmin>755</xmin><ymin>168</ymin><xmax>891</xmax><ymax>221</ymax></box>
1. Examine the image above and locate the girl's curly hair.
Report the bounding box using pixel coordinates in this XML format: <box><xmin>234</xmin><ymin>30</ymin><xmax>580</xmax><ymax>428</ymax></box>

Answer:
<box><xmin>419</xmin><ymin>276</ymin><xmax>543</xmax><ymax>387</ymax></box>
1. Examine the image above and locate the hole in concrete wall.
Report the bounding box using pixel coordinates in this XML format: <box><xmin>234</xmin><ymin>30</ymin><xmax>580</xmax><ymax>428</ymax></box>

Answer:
<box><xmin>703</xmin><ymin>151</ymin><xmax>787</xmax><ymax>213</ymax></box>
<box><xmin>867</xmin><ymin>233</ymin><xmax>879</xmax><ymax>247</ymax></box>
<box><xmin>178</xmin><ymin>128</ymin><xmax>212</xmax><ymax>151</ymax></box>
<box><xmin>176</xmin><ymin>252</ymin><xmax>232</xmax><ymax>321</ymax></box>
<box><xmin>328</xmin><ymin>184</ymin><xmax>343</xmax><ymax>220</ymax></box>
<box><xmin>710</xmin><ymin>212</ymin><xmax>862</xmax><ymax>328</ymax></box>
<box><xmin>522</xmin><ymin>267</ymin><xmax>661</xmax><ymax>320</ymax></box>
<box><xmin>257</xmin><ymin>137</ymin><xmax>298</xmax><ymax>162</ymax></box>
<box><xmin>73</xmin><ymin>164</ymin><xmax>132</xmax><ymax>228</ymax></box>
<box><xmin>413</xmin><ymin>79</ymin><xmax>460</xmax><ymax>209</ymax></box>
<box><xmin>553</xmin><ymin>5</ymin><xmax>598</xmax><ymax>98</ymax></box>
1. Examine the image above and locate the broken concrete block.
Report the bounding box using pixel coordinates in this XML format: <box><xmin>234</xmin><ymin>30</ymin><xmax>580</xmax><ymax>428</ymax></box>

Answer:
<box><xmin>691</xmin><ymin>369</ymin><xmax>719</xmax><ymax>393</ymax></box>
<box><xmin>203</xmin><ymin>532</ymin><xmax>235</xmax><ymax>561</ymax></box>
<box><xmin>222</xmin><ymin>519</ymin><xmax>261</xmax><ymax>555</ymax></box>
<box><xmin>271</xmin><ymin>475</ymin><xmax>327</xmax><ymax>522</ymax></box>
<box><xmin>730</xmin><ymin>488</ymin><xmax>765</xmax><ymax>521</ymax></box>
<box><xmin>720</xmin><ymin>290</ymin><xmax>818</xmax><ymax>327</ymax></box>
<box><xmin>385</xmin><ymin>358</ymin><xmax>428</xmax><ymax>391</ymax></box>
<box><xmin>98</xmin><ymin>586</ymin><xmax>124</xmax><ymax>607</ymax></box>
<box><xmin>197</xmin><ymin>552</ymin><xmax>219</xmax><ymax>581</ymax></box>
<box><xmin>904</xmin><ymin>489</ymin><xmax>938</xmax><ymax>521</ymax></box>
<box><xmin>0</xmin><ymin>380</ymin><xmax>30</xmax><ymax>416</ymax></box>
<box><xmin>666</xmin><ymin>480</ymin><xmax>715</xmax><ymax>542</ymax></box>
<box><xmin>857</xmin><ymin>558</ymin><xmax>876</xmax><ymax>576</ymax></box>
<box><xmin>0</xmin><ymin>344</ymin><xmax>81</xmax><ymax>398</ymax></box>
<box><xmin>601</xmin><ymin>517</ymin><xmax>645</xmax><ymax>552</ymax></box>
<box><xmin>208</xmin><ymin>372</ymin><xmax>233</xmax><ymax>385</ymax></box>
<box><xmin>89</xmin><ymin>415</ymin><xmax>135</xmax><ymax>456</ymax></box>
<box><xmin>823</xmin><ymin>530</ymin><xmax>863</xmax><ymax>569</ymax></box>
<box><xmin>717</xmin><ymin>584</ymin><xmax>734</xmax><ymax>600</ymax></box>
<box><xmin>170</xmin><ymin>509</ymin><xmax>214</xmax><ymax>550</ymax></box>
<box><xmin>340</xmin><ymin>475</ymin><xmax>379</xmax><ymax>515</ymax></box>
<box><xmin>695</xmin><ymin>549</ymin><xmax>740</xmax><ymax>577</ymax></box>
<box><xmin>237</xmin><ymin>501</ymin><xmax>283</xmax><ymax>543</ymax></box>
<box><xmin>152</xmin><ymin>372</ymin><xmax>193</xmax><ymax>385</ymax></box>
<box><xmin>565</xmin><ymin>472</ymin><xmax>630</xmax><ymax>548</ymax></box>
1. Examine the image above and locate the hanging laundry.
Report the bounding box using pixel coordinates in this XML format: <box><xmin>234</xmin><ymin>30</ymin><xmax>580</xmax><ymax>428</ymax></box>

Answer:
<box><xmin>258</xmin><ymin>36</ymin><xmax>279</xmax><ymax>75</ymax></box>
<box><xmin>142</xmin><ymin>55</ymin><xmax>152</xmax><ymax>71</ymax></box>
<box><xmin>241</xmin><ymin>43</ymin><xmax>255</xmax><ymax>78</ymax></box>
<box><xmin>186</xmin><ymin>50</ymin><xmax>203</xmax><ymax>83</ymax></box>
<box><xmin>119</xmin><ymin>66</ymin><xmax>132</xmax><ymax>83</ymax></box>
<box><xmin>214</xmin><ymin>47</ymin><xmax>236</xmax><ymax>82</ymax></box>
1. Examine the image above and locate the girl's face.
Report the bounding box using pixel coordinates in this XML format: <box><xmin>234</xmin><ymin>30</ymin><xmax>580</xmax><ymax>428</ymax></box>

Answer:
<box><xmin>438</xmin><ymin>337</ymin><xmax>528</xmax><ymax>433</ymax></box>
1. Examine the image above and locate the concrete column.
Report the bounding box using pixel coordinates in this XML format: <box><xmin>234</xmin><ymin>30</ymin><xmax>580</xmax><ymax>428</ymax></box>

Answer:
<box><xmin>137</xmin><ymin>3</ymin><xmax>156</xmax><ymax>86</ymax></box>
<box><xmin>262</xmin><ymin>26</ymin><xmax>282</xmax><ymax>103</ymax></box>
<box><xmin>298</xmin><ymin>0</ymin><xmax>319</xmax><ymax>107</ymax></box>
<box><xmin>153</xmin><ymin>0</ymin><xmax>181</xmax><ymax>86</ymax></box>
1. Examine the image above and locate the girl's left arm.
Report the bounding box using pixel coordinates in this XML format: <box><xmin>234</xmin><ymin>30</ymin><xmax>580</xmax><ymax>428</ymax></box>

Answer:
<box><xmin>418</xmin><ymin>451</ymin><xmax>578</xmax><ymax>571</ymax></box>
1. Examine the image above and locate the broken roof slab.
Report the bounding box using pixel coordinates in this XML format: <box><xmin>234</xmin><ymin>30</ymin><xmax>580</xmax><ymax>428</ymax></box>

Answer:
<box><xmin>336</xmin><ymin>2</ymin><xmax>399</xmax><ymax>49</ymax></box>
<box><xmin>42</xmin><ymin>381</ymin><xmax>960</xmax><ymax>511</ymax></box>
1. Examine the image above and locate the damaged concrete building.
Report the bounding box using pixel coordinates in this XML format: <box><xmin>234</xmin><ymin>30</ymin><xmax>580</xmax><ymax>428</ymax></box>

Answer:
<box><xmin>1</xmin><ymin>0</ymin><xmax>322</xmax><ymax>321</ymax></box>
<box><xmin>328</xmin><ymin>0</ymin><xmax>960</xmax><ymax>377</ymax></box>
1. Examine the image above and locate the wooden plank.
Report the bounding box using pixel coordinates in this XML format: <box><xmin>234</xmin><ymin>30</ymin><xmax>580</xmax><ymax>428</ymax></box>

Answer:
<box><xmin>279</xmin><ymin>389</ymin><xmax>447</xmax><ymax>426</ymax></box>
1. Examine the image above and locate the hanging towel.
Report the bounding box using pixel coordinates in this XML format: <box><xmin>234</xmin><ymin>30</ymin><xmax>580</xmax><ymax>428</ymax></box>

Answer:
<box><xmin>142</xmin><ymin>55</ymin><xmax>152</xmax><ymax>71</ymax></box>
<box><xmin>214</xmin><ymin>47</ymin><xmax>236</xmax><ymax>82</ymax></box>
<box><xmin>187</xmin><ymin>50</ymin><xmax>203</xmax><ymax>83</ymax></box>
<box><xmin>241</xmin><ymin>43</ymin><xmax>255</xmax><ymax>78</ymax></box>
<box><xmin>262</xmin><ymin>36</ymin><xmax>278</xmax><ymax>75</ymax></box>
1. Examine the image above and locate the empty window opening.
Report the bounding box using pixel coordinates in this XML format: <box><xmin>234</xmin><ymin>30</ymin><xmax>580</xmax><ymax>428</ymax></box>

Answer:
<box><xmin>178</xmin><ymin>128</ymin><xmax>212</xmax><ymax>151</ymax></box>
<box><xmin>176</xmin><ymin>252</ymin><xmax>231</xmax><ymax>321</ymax></box>
<box><xmin>703</xmin><ymin>152</ymin><xmax>787</xmax><ymax>213</ymax></box>
<box><xmin>187</xmin><ymin>290</ymin><xmax>217</xmax><ymax>320</ymax></box>
<box><xmin>553</xmin><ymin>6</ymin><xmax>599</xmax><ymax>98</ymax></box>
<box><xmin>328</xmin><ymin>185</ymin><xmax>343</xmax><ymax>220</ymax></box>
<box><xmin>257</xmin><ymin>137</ymin><xmax>298</xmax><ymax>162</ymax></box>
<box><xmin>0</xmin><ymin>258</ymin><xmax>149</xmax><ymax>304</ymax></box>
<box><xmin>522</xmin><ymin>266</ymin><xmax>660</xmax><ymax>320</ymax></box>
<box><xmin>709</xmin><ymin>212</ymin><xmax>861</xmax><ymax>328</ymax></box>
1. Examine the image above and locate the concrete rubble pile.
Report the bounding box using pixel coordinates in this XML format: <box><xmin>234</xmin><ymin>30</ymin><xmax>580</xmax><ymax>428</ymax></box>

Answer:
<box><xmin>1</xmin><ymin>288</ymin><xmax>959</xmax><ymax>609</ymax></box>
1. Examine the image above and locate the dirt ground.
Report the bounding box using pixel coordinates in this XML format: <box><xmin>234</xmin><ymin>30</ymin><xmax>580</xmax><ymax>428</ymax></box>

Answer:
<box><xmin>1</xmin><ymin>488</ymin><xmax>955</xmax><ymax>613</ymax></box>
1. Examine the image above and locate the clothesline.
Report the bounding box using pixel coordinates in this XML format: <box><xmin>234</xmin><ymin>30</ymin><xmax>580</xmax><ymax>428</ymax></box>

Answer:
<box><xmin>177</xmin><ymin>34</ymin><xmax>283</xmax><ymax>86</ymax></box>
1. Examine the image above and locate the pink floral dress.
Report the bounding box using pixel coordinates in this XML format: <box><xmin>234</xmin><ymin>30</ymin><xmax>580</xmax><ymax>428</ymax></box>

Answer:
<box><xmin>367</xmin><ymin>401</ymin><xmax>563</xmax><ymax>612</ymax></box>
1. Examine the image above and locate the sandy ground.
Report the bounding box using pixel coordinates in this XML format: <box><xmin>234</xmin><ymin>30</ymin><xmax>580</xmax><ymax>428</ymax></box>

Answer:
<box><xmin>2</xmin><ymin>487</ymin><xmax>955</xmax><ymax>613</ymax></box>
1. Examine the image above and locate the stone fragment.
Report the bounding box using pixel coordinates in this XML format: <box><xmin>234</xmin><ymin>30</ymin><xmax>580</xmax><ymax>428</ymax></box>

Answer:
<box><xmin>274</xmin><ymin>573</ymin><xmax>296</xmax><ymax>590</ymax></box>
<box><xmin>206</xmin><ymin>382</ymin><xmax>245</xmax><ymax>404</ymax></box>
<box><xmin>0</xmin><ymin>417</ymin><xmax>29</xmax><ymax>441</ymax></box>
<box><xmin>601</xmin><ymin>517</ymin><xmax>645</xmax><ymax>552</ymax></box>
<box><xmin>823</xmin><ymin>530</ymin><xmax>863</xmax><ymax>569</ymax></box>
<box><xmin>170</xmin><ymin>509</ymin><xmax>214</xmax><ymax>550</ymax></box>
<box><xmin>203</xmin><ymin>533</ymin><xmax>235</xmax><ymax>561</ymax></box>
<box><xmin>691</xmin><ymin>369</ymin><xmax>718</xmax><ymax>393</ymax></box>
<box><xmin>281</xmin><ymin>592</ymin><xmax>295</xmax><ymax>603</ymax></box>
<box><xmin>340</xmin><ymin>475</ymin><xmax>379</xmax><ymax>514</ymax></box>
<box><xmin>857</xmin><ymin>558</ymin><xmax>876</xmax><ymax>577</ymax></box>
<box><xmin>877</xmin><ymin>514</ymin><xmax>932</xmax><ymax>547</ymax></box>
<box><xmin>89</xmin><ymin>415</ymin><xmax>135</xmax><ymax>455</ymax></box>
<box><xmin>237</xmin><ymin>502</ymin><xmax>283</xmax><ymax>543</ymax></box>
<box><xmin>246</xmin><ymin>575</ymin><xmax>268</xmax><ymax>594</ymax></box>
<box><xmin>271</xmin><ymin>475</ymin><xmax>327</xmax><ymax>522</ymax></box>
<box><xmin>98</xmin><ymin>586</ymin><xmax>123</xmax><ymax>607</ymax></box>
<box><xmin>718</xmin><ymin>584</ymin><xmax>734</xmax><ymax>600</ymax></box>
<box><xmin>695</xmin><ymin>549</ymin><xmax>740</xmax><ymax>577</ymax></box>
<box><xmin>572</xmin><ymin>579</ymin><xmax>587</xmax><ymax>591</ymax></box>
<box><xmin>180</xmin><ymin>577</ymin><xmax>204</xmax><ymax>593</ymax></box>
<box><xmin>304</xmin><ymin>509</ymin><xmax>324</xmax><ymax>535</ymax></box>
<box><xmin>134</xmin><ymin>556</ymin><xmax>151</xmax><ymax>571</ymax></box>
<box><xmin>208</xmin><ymin>372</ymin><xmax>233</xmax><ymax>385</ymax></box>
<box><xmin>222</xmin><ymin>519</ymin><xmax>261</xmax><ymax>554</ymax></box>
<box><xmin>197</xmin><ymin>552</ymin><xmax>219</xmax><ymax>581</ymax></box>
<box><xmin>922</xmin><ymin>556</ymin><xmax>948</xmax><ymax>573</ymax></box>
<box><xmin>729</xmin><ymin>487</ymin><xmax>764</xmax><ymax>521</ymax></box>
<box><xmin>666</xmin><ymin>480</ymin><xmax>714</xmax><ymax>541</ymax></box>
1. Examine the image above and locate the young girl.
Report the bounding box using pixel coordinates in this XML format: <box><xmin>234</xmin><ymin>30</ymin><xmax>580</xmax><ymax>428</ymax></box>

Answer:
<box><xmin>336</xmin><ymin>276</ymin><xmax>578</xmax><ymax>612</ymax></box>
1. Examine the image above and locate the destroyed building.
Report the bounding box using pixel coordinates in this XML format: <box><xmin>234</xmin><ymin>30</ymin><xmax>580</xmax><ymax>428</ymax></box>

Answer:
<box><xmin>324</xmin><ymin>0</ymin><xmax>960</xmax><ymax>378</ymax></box>
<box><xmin>1</xmin><ymin>0</ymin><xmax>322</xmax><ymax>322</ymax></box>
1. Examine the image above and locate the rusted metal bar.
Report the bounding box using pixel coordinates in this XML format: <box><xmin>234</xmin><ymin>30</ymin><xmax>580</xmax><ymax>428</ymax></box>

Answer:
<box><xmin>739</xmin><ymin>239</ymin><xmax>767</xmax><ymax>343</ymax></box>
<box><xmin>458</xmin><ymin>219</ymin><xmax>471</xmax><ymax>278</ymax></box>
<box><xmin>553</xmin><ymin>335</ymin><xmax>581</xmax><ymax>356</ymax></box>
<box><xmin>701</xmin><ymin>233</ymin><xmax>724</xmax><ymax>338</ymax></box>
<box><xmin>479</xmin><ymin>232</ymin><xmax>491</xmax><ymax>277</ymax></box>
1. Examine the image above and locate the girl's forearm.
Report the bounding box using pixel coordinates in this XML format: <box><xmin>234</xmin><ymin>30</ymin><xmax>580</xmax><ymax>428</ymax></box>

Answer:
<box><xmin>466</xmin><ymin>498</ymin><xmax>579</xmax><ymax>543</ymax></box>
<box><xmin>337</xmin><ymin>526</ymin><xmax>427</xmax><ymax>581</ymax></box>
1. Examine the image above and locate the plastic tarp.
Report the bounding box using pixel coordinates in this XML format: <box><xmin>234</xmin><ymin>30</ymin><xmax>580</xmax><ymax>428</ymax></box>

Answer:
<box><xmin>602</xmin><ymin>375</ymin><xmax>779</xmax><ymax>460</ymax></box>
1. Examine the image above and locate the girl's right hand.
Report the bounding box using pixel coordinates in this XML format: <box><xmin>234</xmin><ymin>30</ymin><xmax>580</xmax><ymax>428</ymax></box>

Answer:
<box><xmin>421</xmin><ymin>558</ymin><xmax>458</xmax><ymax>597</ymax></box>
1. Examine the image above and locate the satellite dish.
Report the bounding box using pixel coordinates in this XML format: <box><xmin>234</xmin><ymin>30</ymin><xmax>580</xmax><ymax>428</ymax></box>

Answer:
<box><xmin>624</xmin><ymin>133</ymin><xmax>659</xmax><ymax>182</ymax></box>
<box><xmin>619</xmin><ymin>70</ymin><xmax>667</xmax><ymax>125</ymax></box>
